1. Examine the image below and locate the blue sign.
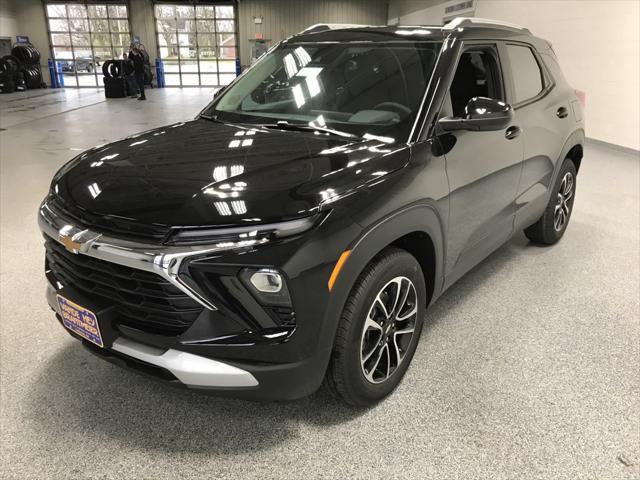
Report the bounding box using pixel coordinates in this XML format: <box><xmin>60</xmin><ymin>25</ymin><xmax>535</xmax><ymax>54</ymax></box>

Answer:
<box><xmin>57</xmin><ymin>295</ymin><xmax>104</xmax><ymax>348</ymax></box>
<box><xmin>16</xmin><ymin>35</ymin><xmax>29</xmax><ymax>44</ymax></box>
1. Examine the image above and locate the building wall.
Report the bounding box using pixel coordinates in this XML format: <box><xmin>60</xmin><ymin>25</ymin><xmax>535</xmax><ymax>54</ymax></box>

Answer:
<box><xmin>387</xmin><ymin>0</ymin><xmax>640</xmax><ymax>151</ymax></box>
<box><xmin>237</xmin><ymin>0</ymin><xmax>389</xmax><ymax>67</ymax></box>
<box><xmin>7</xmin><ymin>0</ymin><xmax>51</xmax><ymax>84</ymax></box>
<box><xmin>0</xmin><ymin>0</ymin><xmax>19</xmax><ymax>40</ymax></box>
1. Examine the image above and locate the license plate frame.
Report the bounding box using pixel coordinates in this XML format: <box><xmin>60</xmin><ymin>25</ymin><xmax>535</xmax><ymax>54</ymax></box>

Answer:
<box><xmin>57</xmin><ymin>295</ymin><xmax>104</xmax><ymax>348</ymax></box>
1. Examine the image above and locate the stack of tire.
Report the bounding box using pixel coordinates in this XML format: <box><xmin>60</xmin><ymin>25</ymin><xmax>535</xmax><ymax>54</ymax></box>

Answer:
<box><xmin>0</xmin><ymin>44</ymin><xmax>44</xmax><ymax>93</ymax></box>
<box><xmin>102</xmin><ymin>59</ymin><xmax>129</xmax><ymax>98</ymax></box>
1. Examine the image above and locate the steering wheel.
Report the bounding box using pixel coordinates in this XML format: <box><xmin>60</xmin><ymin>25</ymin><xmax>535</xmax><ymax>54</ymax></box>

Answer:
<box><xmin>372</xmin><ymin>102</ymin><xmax>412</xmax><ymax>117</ymax></box>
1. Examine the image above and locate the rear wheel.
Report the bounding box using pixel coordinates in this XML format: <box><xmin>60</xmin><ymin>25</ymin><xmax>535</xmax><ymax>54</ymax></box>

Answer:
<box><xmin>524</xmin><ymin>158</ymin><xmax>577</xmax><ymax>245</ymax></box>
<box><xmin>324</xmin><ymin>248</ymin><xmax>426</xmax><ymax>406</ymax></box>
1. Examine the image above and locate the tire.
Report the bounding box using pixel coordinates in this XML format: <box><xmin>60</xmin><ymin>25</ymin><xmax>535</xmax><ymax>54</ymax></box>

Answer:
<box><xmin>86</xmin><ymin>63</ymin><xmax>93</xmax><ymax>73</ymax></box>
<box><xmin>324</xmin><ymin>247</ymin><xmax>426</xmax><ymax>406</ymax></box>
<box><xmin>1</xmin><ymin>55</ymin><xmax>20</xmax><ymax>74</ymax></box>
<box><xmin>524</xmin><ymin>158</ymin><xmax>577</xmax><ymax>245</ymax></box>
<box><xmin>102</xmin><ymin>60</ymin><xmax>113</xmax><ymax>78</ymax></box>
<box><xmin>108</xmin><ymin>60</ymin><xmax>122</xmax><ymax>78</ymax></box>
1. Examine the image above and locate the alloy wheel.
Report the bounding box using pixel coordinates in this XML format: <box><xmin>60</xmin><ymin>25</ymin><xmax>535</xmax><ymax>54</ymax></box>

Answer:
<box><xmin>360</xmin><ymin>276</ymin><xmax>418</xmax><ymax>384</ymax></box>
<box><xmin>554</xmin><ymin>171</ymin><xmax>574</xmax><ymax>231</ymax></box>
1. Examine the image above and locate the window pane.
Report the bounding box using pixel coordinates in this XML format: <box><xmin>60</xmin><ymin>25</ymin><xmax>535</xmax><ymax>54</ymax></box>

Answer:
<box><xmin>71</xmin><ymin>33</ymin><xmax>91</xmax><ymax>46</ymax></box>
<box><xmin>218</xmin><ymin>33</ymin><xmax>235</xmax><ymax>47</ymax></box>
<box><xmin>90</xmin><ymin>19</ymin><xmax>109</xmax><ymax>33</ymax></box>
<box><xmin>47</xmin><ymin>4</ymin><xmax>67</xmax><ymax>18</ymax></box>
<box><xmin>67</xmin><ymin>5</ymin><xmax>87</xmax><ymax>18</ymax></box>
<box><xmin>197</xmin><ymin>34</ymin><xmax>216</xmax><ymax>47</ymax></box>
<box><xmin>219</xmin><ymin>73</ymin><xmax>236</xmax><ymax>85</ymax></box>
<box><xmin>108</xmin><ymin>5</ymin><xmax>128</xmax><ymax>18</ymax></box>
<box><xmin>49</xmin><ymin>19</ymin><xmax>69</xmax><ymax>32</ymax></box>
<box><xmin>217</xmin><ymin>20</ymin><xmax>234</xmax><ymax>33</ymax></box>
<box><xmin>157</xmin><ymin>19</ymin><xmax>176</xmax><ymax>33</ymax></box>
<box><xmin>177</xmin><ymin>19</ymin><xmax>195</xmax><ymax>33</ymax></box>
<box><xmin>93</xmin><ymin>47</ymin><xmax>113</xmax><ymax>62</ymax></box>
<box><xmin>164</xmin><ymin>74</ymin><xmax>181</xmax><ymax>86</ymax></box>
<box><xmin>69</xmin><ymin>18</ymin><xmax>89</xmax><ymax>31</ymax></box>
<box><xmin>51</xmin><ymin>33</ymin><xmax>71</xmax><ymax>46</ymax></box>
<box><xmin>177</xmin><ymin>33</ymin><xmax>197</xmax><ymax>46</ymax></box>
<box><xmin>215</xmin><ymin>6</ymin><xmax>234</xmax><ymax>19</ymax></box>
<box><xmin>196</xmin><ymin>6</ymin><xmax>215</xmax><ymax>18</ymax></box>
<box><xmin>92</xmin><ymin>34</ymin><xmax>111</xmax><ymax>47</ymax></box>
<box><xmin>112</xmin><ymin>45</ymin><xmax>127</xmax><ymax>58</ymax></box>
<box><xmin>196</xmin><ymin>19</ymin><xmax>216</xmax><ymax>32</ymax></box>
<box><xmin>181</xmin><ymin>73</ymin><xmax>200</xmax><ymax>86</ymax></box>
<box><xmin>506</xmin><ymin>45</ymin><xmax>544</xmax><ymax>102</ymax></box>
<box><xmin>199</xmin><ymin>59</ymin><xmax>217</xmax><ymax>73</ymax></box>
<box><xmin>162</xmin><ymin>60</ymin><xmax>180</xmax><ymax>73</ymax></box>
<box><xmin>112</xmin><ymin>33</ymin><xmax>131</xmax><ymax>47</ymax></box>
<box><xmin>157</xmin><ymin>33</ymin><xmax>177</xmax><ymax>47</ymax></box>
<box><xmin>53</xmin><ymin>47</ymin><xmax>74</xmax><ymax>59</ymax></box>
<box><xmin>155</xmin><ymin>6</ymin><xmax>174</xmax><ymax>18</ymax></box>
<box><xmin>176</xmin><ymin>6</ymin><xmax>194</xmax><ymax>18</ymax></box>
<box><xmin>88</xmin><ymin>5</ymin><xmax>107</xmax><ymax>18</ymax></box>
<box><xmin>200</xmin><ymin>74</ymin><xmax>218</xmax><ymax>86</ymax></box>
<box><xmin>110</xmin><ymin>20</ymin><xmax>129</xmax><ymax>33</ymax></box>
<box><xmin>179</xmin><ymin>59</ymin><xmax>198</xmax><ymax>72</ymax></box>
<box><xmin>218</xmin><ymin>59</ymin><xmax>235</xmax><ymax>73</ymax></box>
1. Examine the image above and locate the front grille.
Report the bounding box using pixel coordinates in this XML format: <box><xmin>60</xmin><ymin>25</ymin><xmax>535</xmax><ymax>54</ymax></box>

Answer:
<box><xmin>45</xmin><ymin>238</ymin><xmax>203</xmax><ymax>336</ymax></box>
<box><xmin>48</xmin><ymin>197</ymin><xmax>171</xmax><ymax>243</ymax></box>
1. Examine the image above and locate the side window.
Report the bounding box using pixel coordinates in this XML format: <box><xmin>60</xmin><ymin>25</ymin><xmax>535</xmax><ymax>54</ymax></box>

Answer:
<box><xmin>449</xmin><ymin>48</ymin><xmax>503</xmax><ymax>117</ymax></box>
<box><xmin>506</xmin><ymin>44</ymin><xmax>544</xmax><ymax>103</ymax></box>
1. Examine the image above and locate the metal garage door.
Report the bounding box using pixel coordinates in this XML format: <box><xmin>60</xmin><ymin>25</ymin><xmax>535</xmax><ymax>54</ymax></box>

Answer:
<box><xmin>45</xmin><ymin>1</ymin><xmax>132</xmax><ymax>87</ymax></box>
<box><xmin>154</xmin><ymin>2</ymin><xmax>238</xmax><ymax>87</ymax></box>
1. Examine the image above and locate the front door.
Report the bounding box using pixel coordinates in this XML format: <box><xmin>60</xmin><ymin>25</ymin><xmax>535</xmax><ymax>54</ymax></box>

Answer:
<box><xmin>439</xmin><ymin>45</ymin><xmax>524</xmax><ymax>287</ymax></box>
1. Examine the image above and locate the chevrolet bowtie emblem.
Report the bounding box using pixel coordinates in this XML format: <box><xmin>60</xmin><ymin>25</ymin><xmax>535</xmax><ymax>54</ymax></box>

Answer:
<box><xmin>59</xmin><ymin>233</ymin><xmax>82</xmax><ymax>254</ymax></box>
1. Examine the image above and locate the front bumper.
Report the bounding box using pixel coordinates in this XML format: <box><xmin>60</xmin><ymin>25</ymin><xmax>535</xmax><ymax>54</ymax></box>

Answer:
<box><xmin>45</xmin><ymin>280</ymin><xmax>330</xmax><ymax>399</ymax></box>
<box><xmin>38</xmin><ymin>198</ymin><xmax>352</xmax><ymax>400</ymax></box>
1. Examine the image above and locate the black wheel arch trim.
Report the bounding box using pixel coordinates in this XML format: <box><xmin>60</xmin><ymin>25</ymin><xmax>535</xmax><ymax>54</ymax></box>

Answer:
<box><xmin>549</xmin><ymin>128</ymin><xmax>585</xmax><ymax>193</ymax></box>
<box><xmin>319</xmin><ymin>201</ymin><xmax>445</xmax><ymax>347</ymax></box>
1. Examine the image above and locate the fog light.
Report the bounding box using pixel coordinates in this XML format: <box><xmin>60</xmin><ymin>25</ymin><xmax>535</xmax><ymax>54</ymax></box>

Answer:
<box><xmin>240</xmin><ymin>268</ymin><xmax>292</xmax><ymax>307</ymax></box>
<box><xmin>250</xmin><ymin>269</ymin><xmax>282</xmax><ymax>293</ymax></box>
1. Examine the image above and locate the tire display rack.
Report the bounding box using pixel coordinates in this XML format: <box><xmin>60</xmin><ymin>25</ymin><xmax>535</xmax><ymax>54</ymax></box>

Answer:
<box><xmin>0</xmin><ymin>44</ymin><xmax>45</xmax><ymax>94</ymax></box>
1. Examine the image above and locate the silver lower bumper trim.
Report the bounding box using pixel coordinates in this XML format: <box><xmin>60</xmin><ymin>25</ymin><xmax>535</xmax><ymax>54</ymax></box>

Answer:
<box><xmin>46</xmin><ymin>283</ymin><xmax>258</xmax><ymax>389</ymax></box>
<box><xmin>111</xmin><ymin>337</ymin><xmax>259</xmax><ymax>388</ymax></box>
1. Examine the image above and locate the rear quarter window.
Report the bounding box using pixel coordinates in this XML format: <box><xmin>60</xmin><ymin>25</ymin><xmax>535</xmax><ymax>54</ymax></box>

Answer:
<box><xmin>506</xmin><ymin>44</ymin><xmax>544</xmax><ymax>103</ymax></box>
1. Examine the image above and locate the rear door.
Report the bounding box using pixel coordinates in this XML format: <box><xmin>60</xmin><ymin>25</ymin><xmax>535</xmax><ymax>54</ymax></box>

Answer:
<box><xmin>499</xmin><ymin>42</ymin><xmax>572</xmax><ymax>231</ymax></box>
<box><xmin>438</xmin><ymin>43</ymin><xmax>524</xmax><ymax>287</ymax></box>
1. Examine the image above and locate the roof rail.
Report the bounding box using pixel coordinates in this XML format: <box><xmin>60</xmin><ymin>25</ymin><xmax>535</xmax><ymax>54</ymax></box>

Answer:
<box><xmin>443</xmin><ymin>17</ymin><xmax>530</xmax><ymax>33</ymax></box>
<box><xmin>300</xmin><ymin>23</ymin><xmax>369</xmax><ymax>34</ymax></box>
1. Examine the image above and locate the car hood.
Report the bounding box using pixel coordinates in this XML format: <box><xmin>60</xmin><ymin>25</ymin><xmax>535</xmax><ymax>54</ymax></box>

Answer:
<box><xmin>52</xmin><ymin>118</ymin><xmax>409</xmax><ymax>227</ymax></box>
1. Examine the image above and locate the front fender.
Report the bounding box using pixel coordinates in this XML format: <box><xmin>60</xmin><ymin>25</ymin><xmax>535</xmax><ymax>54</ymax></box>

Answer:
<box><xmin>319</xmin><ymin>201</ymin><xmax>445</xmax><ymax>352</ymax></box>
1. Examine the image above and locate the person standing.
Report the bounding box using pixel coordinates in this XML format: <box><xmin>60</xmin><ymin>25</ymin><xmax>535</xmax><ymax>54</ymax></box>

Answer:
<box><xmin>129</xmin><ymin>46</ymin><xmax>146</xmax><ymax>101</ymax></box>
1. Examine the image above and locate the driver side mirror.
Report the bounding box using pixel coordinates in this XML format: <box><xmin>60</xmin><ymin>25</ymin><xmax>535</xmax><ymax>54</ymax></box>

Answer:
<box><xmin>439</xmin><ymin>97</ymin><xmax>513</xmax><ymax>132</ymax></box>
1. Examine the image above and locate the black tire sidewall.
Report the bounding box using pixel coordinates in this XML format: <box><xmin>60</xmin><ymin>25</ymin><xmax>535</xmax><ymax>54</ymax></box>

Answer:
<box><xmin>544</xmin><ymin>159</ymin><xmax>577</xmax><ymax>243</ymax></box>
<box><xmin>336</xmin><ymin>250</ymin><xmax>426</xmax><ymax>404</ymax></box>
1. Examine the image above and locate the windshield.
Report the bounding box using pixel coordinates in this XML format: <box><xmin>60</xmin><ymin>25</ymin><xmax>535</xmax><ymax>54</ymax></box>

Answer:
<box><xmin>204</xmin><ymin>41</ymin><xmax>441</xmax><ymax>141</ymax></box>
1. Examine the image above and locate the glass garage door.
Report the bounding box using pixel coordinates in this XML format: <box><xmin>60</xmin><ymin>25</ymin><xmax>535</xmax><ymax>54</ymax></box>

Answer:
<box><xmin>154</xmin><ymin>3</ymin><xmax>237</xmax><ymax>87</ymax></box>
<box><xmin>45</xmin><ymin>2</ymin><xmax>131</xmax><ymax>87</ymax></box>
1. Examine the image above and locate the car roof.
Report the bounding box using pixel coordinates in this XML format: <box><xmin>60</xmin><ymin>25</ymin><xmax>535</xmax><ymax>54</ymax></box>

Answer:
<box><xmin>287</xmin><ymin>18</ymin><xmax>551</xmax><ymax>51</ymax></box>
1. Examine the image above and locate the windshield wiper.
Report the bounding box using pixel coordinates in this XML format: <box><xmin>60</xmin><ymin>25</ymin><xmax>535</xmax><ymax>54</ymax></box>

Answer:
<box><xmin>260</xmin><ymin>121</ymin><xmax>359</xmax><ymax>139</ymax></box>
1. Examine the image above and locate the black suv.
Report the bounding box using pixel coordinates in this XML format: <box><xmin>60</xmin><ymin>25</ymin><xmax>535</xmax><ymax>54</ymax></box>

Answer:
<box><xmin>39</xmin><ymin>18</ymin><xmax>584</xmax><ymax>405</ymax></box>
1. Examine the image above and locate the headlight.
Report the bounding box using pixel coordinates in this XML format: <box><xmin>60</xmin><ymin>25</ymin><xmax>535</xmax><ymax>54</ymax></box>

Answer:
<box><xmin>167</xmin><ymin>212</ymin><xmax>327</xmax><ymax>246</ymax></box>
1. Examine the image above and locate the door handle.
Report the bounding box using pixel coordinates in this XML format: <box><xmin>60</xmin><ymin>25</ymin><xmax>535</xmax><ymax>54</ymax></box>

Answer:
<box><xmin>505</xmin><ymin>126</ymin><xmax>522</xmax><ymax>140</ymax></box>
<box><xmin>556</xmin><ymin>106</ymin><xmax>569</xmax><ymax>119</ymax></box>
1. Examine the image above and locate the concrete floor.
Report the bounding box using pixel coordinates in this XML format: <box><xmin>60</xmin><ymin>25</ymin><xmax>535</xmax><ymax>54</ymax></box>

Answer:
<box><xmin>1</xmin><ymin>88</ymin><xmax>638</xmax><ymax>480</ymax></box>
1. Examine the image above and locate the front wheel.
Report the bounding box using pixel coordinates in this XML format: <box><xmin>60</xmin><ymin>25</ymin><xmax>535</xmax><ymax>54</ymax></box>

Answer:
<box><xmin>524</xmin><ymin>158</ymin><xmax>577</xmax><ymax>245</ymax></box>
<box><xmin>324</xmin><ymin>248</ymin><xmax>426</xmax><ymax>406</ymax></box>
